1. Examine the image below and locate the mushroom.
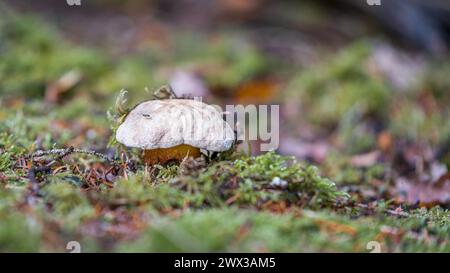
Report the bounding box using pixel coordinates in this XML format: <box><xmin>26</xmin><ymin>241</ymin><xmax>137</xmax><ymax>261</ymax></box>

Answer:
<box><xmin>115</xmin><ymin>99</ymin><xmax>235</xmax><ymax>165</ymax></box>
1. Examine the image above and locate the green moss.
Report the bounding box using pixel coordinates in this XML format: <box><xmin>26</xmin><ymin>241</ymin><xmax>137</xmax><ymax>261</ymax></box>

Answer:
<box><xmin>334</xmin><ymin>93</ymin><xmax>379</xmax><ymax>153</ymax></box>
<box><xmin>0</xmin><ymin>111</ymin><xmax>57</xmax><ymax>153</ymax></box>
<box><xmin>0</xmin><ymin>151</ymin><xmax>12</xmax><ymax>172</ymax></box>
<box><xmin>286</xmin><ymin>42</ymin><xmax>390</xmax><ymax>127</ymax></box>
<box><xmin>0</xmin><ymin>14</ymin><xmax>107</xmax><ymax>97</ymax></box>
<box><xmin>233</xmin><ymin>152</ymin><xmax>349</xmax><ymax>206</ymax></box>
<box><xmin>0</xmin><ymin>188</ymin><xmax>41</xmax><ymax>252</ymax></box>
<box><xmin>98</xmin><ymin>175</ymin><xmax>153</xmax><ymax>207</ymax></box>
<box><xmin>41</xmin><ymin>181</ymin><xmax>95</xmax><ymax>230</ymax></box>
<box><xmin>170</xmin><ymin>34</ymin><xmax>270</xmax><ymax>88</ymax></box>
<box><xmin>0</xmin><ymin>7</ymin><xmax>448</xmax><ymax>253</ymax></box>
<box><xmin>390</xmin><ymin>99</ymin><xmax>450</xmax><ymax>145</ymax></box>
<box><xmin>423</xmin><ymin>61</ymin><xmax>450</xmax><ymax>104</ymax></box>
<box><xmin>0</xmin><ymin>213</ymin><xmax>41</xmax><ymax>252</ymax></box>
<box><xmin>116</xmin><ymin>207</ymin><xmax>450</xmax><ymax>252</ymax></box>
<box><xmin>117</xmin><ymin>208</ymin><xmax>321</xmax><ymax>252</ymax></box>
<box><xmin>324</xmin><ymin>154</ymin><xmax>385</xmax><ymax>186</ymax></box>
<box><xmin>95</xmin><ymin>152</ymin><xmax>348</xmax><ymax>211</ymax></box>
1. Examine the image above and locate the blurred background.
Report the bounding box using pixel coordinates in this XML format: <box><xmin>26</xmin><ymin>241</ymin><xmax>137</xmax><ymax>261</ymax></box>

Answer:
<box><xmin>1</xmin><ymin>0</ymin><xmax>450</xmax><ymax>206</ymax></box>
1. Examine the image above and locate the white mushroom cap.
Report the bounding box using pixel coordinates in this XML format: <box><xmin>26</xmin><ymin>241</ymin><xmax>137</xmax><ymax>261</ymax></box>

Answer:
<box><xmin>116</xmin><ymin>99</ymin><xmax>235</xmax><ymax>151</ymax></box>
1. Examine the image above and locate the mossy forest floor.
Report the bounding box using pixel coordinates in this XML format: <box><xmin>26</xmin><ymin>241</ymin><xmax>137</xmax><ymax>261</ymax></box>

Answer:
<box><xmin>0</xmin><ymin>2</ymin><xmax>449</xmax><ymax>252</ymax></box>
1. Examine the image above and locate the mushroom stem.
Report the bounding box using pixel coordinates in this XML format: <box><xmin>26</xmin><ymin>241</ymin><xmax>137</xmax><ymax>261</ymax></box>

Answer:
<box><xmin>143</xmin><ymin>144</ymin><xmax>201</xmax><ymax>165</ymax></box>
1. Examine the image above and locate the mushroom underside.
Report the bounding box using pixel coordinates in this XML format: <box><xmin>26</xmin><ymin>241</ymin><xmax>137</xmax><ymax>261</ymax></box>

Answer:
<box><xmin>143</xmin><ymin>144</ymin><xmax>202</xmax><ymax>165</ymax></box>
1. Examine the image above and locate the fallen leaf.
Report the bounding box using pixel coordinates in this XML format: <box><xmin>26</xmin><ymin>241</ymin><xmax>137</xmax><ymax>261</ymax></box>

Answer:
<box><xmin>350</xmin><ymin>151</ymin><xmax>381</xmax><ymax>167</ymax></box>
<box><xmin>396</xmin><ymin>177</ymin><xmax>450</xmax><ymax>206</ymax></box>
<box><xmin>233</xmin><ymin>79</ymin><xmax>278</xmax><ymax>104</ymax></box>
<box><xmin>278</xmin><ymin>137</ymin><xmax>329</xmax><ymax>163</ymax></box>
<box><xmin>45</xmin><ymin>70</ymin><xmax>82</xmax><ymax>103</ymax></box>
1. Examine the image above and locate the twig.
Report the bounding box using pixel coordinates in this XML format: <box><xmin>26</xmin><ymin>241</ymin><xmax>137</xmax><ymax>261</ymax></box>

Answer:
<box><xmin>27</xmin><ymin>147</ymin><xmax>74</xmax><ymax>193</ymax></box>
<box><xmin>356</xmin><ymin>203</ymin><xmax>410</xmax><ymax>217</ymax></box>
<box><xmin>45</xmin><ymin>146</ymin><xmax>74</xmax><ymax>166</ymax></box>
<box><xmin>30</xmin><ymin>147</ymin><xmax>117</xmax><ymax>164</ymax></box>
<box><xmin>385</xmin><ymin>209</ymin><xmax>410</xmax><ymax>217</ymax></box>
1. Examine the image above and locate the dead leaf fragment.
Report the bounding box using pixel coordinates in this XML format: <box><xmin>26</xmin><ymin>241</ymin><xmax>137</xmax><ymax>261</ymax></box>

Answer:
<box><xmin>45</xmin><ymin>70</ymin><xmax>82</xmax><ymax>103</ymax></box>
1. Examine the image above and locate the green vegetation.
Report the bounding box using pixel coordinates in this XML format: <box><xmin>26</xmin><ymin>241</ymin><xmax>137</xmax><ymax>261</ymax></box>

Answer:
<box><xmin>93</xmin><ymin>152</ymin><xmax>347</xmax><ymax>211</ymax></box>
<box><xmin>117</xmin><ymin>207</ymin><xmax>450</xmax><ymax>252</ymax></box>
<box><xmin>0</xmin><ymin>6</ymin><xmax>449</xmax><ymax>253</ymax></box>
<box><xmin>286</xmin><ymin>42</ymin><xmax>450</xmax><ymax>155</ymax></box>
<box><xmin>286</xmin><ymin>42</ymin><xmax>390</xmax><ymax>127</ymax></box>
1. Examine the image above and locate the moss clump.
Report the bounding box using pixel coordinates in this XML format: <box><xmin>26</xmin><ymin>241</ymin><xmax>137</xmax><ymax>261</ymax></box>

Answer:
<box><xmin>232</xmin><ymin>152</ymin><xmax>349</xmax><ymax>206</ymax></box>
<box><xmin>390</xmin><ymin>99</ymin><xmax>450</xmax><ymax>145</ymax></box>
<box><xmin>96</xmin><ymin>151</ymin><xmax>348</xmax><ymax>210</ymax></box>
<box><xmin>323</xmin><ymin>154</ymin><xmax>386</xmax><ymax>186</ymax></box>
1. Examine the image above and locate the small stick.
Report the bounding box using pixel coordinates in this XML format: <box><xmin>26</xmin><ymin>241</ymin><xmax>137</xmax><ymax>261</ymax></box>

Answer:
<box><xmin>385</xmin><ymin>209</ymin><xmax>410</xmax><ymax>217</ymax></box>
<box><xmin>30</xmin><ymin>147</ymin><xmax>117</xmax><ymax>164</ymax></box>
<box><xmin>356</xmin><ymin>203</ymin><xmax>410</xmax><ymax>217</ymax></box>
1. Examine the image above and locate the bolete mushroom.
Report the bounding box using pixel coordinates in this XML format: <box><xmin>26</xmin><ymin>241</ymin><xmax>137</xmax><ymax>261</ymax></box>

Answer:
<box><xmin>115</xmin><ymin>99</ymin><xmax>235</xmax><ymax>165</ymax></box>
